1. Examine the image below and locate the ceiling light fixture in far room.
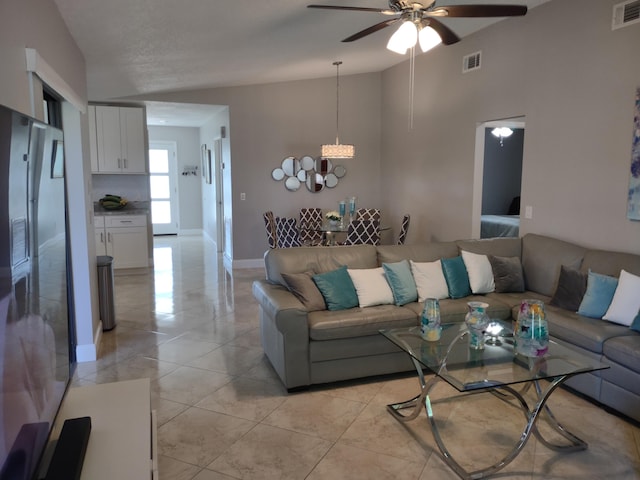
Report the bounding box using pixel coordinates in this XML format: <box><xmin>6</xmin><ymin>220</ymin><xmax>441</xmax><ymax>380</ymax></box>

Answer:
<box><xmin>321</xmin><ymin>61</ymin><xmax>354</xmax><ymax>159</ymax></box>
<box><xmin>491</xmin><ymin>127</ymin><xmax>514</xmax><ymax>146</ymax></box>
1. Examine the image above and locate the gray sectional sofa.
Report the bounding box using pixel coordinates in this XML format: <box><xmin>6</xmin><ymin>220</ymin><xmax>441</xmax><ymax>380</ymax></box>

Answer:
<box><xmin>252</xmin><ymin>233</ymin><xmax>640</xmax><ymax>422</ymax></box>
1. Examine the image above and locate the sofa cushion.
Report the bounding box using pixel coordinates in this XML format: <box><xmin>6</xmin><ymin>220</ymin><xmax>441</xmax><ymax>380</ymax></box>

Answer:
<box><xmin>347</xmin><ymin>267</ymin><xmax>394</xmax><ymax>308</ymax></box>
<box><xmin>549</xmin><ymin>265</ymin><xmax>587</xmax><ymax>312</ymax></box>
<box><xmin>603</xmin><ymin>270</ymin><xmax>640</xmax><ymax>326</ymax></box>
<box><xmin>410</xmin><ymin>259</ymin><xmax>449</xmax><ymax>301</ymax></box>
<box><xmin>546</xmin><ymin>305</ymin><xmax>631</xmax><ymax>354</ymax></box>
<box><xmin>265</xmin><ymin>245</ymin><xmax>378</xmax><ymax>286</ymax></box>
<box><xmin>581</xmin><ymin>249</ymin><xmax>640</xmax><ymax>278</ymax></box>
<box><xmin>313</xmin><ymin>266</ymin><xmax>359</xmax><ymax>311</ymax></box>
<box><xmin>441</xmin><ymin>256</ymin><xmax>472</xmax><ymax>299</ymax></box>
<box><xmin>521</xmin><ymin>234</ymin><xmax>586</xmax><ymax>296</ymax></box>
<box><xmin>602</xmin><ymin>334</ymin><xmax>640</xmax><ymax>374</ymax></box>
<box><xmin>308</xmin><ymin>305</ymin><xmax>417</xmax><ymax>341</ymax></box>
<box><xmin>631</xmin><ymin>313</ymin><xmax>640</xmax><ymax>333</ymax></box>
<box><xmin>461</xmin><ymin>250</ymin><xmax>495</xmax><ymax>294</ymax></box>
<box><xmin>487</xmin><ymin>255</ymin><xmax>525</xmax><ymax>293</ymax></box>
<box><xmin>281</xmin><ymin>271</ymin><xmax>326</xmax><ymax>311</ymax></box>
<box><xmin>376</xmin><ymin>242</ymin><xmax>459</xmax><ymax>265</ymax></box>
<box><xmin>382</xmin><ymin>260</ymin><xmax>418</xmax><ymax>306</ymax></box>
<box><xmin>456</xmin><ymin>237</ymin><xmax>522</xmax><ymax>258</ymax></box>
<box><xmin>577</xmin><ymin>271</ymin><xmax>618</xmax><ymax>319</ymax></box>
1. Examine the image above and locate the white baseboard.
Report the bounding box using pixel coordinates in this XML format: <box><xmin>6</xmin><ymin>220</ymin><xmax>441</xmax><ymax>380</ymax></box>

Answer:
<box><xmin>76</xmin><ymin>322</ymin><xmax>102</xmax><ymax>362</ymax></box>
<box><xmin>179</xmin><ymin>229</ymin><xmax>202</xmax><ymax>236</ymax></box>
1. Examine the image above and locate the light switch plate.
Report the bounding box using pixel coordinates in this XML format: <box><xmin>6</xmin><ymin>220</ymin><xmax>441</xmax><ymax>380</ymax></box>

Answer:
<box><xmin>525</xmin><ymin>205</ymin><xmax>533</xmax><ymax>219</ymax></box>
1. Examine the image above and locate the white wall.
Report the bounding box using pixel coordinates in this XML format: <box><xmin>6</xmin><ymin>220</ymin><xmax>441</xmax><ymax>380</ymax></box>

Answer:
<box><xmin>148</xmin><ymin>126</ymin><xmax>203</xmax><ymax>232</ymax></box>
<box><xmin>381</xmin><ymin>0</ymin><xmax>640</xmax><ymax>254</ymax></box>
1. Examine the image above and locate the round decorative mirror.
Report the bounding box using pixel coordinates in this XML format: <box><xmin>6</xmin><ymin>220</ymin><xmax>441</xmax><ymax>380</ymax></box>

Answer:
<box><xmin>300</xmin><ymin>155</ymin><xmax>315</xmax><ymax>171</ymax></box>
<box><xmin>314</xmin><ymin>157</ymin><xmax>332</xmax><ymax>175</ymax></box>
<box><xmin>324</xmin><ymin>173</ymin><xmax>338</xmax><ymax>188</ymax></box>
<box><xmin>306</xmin><ymin>172</ymin><xmax>324</xmax><ymax>192</ymax></box>
<box><xmin>297</xmin><ymin>169</ymin><xmax>307</xmax><ymax>182</ymax></box>
<box><xmin>271</xmin><ymin>167</ymin><xmax>285</xmax><ymax>181</ymax></box>
<box><xmin>285</xmin><ymin>176</ymin><xmax>301</xmax><ymax>191</ymax></box>
<box><xmin>281</xmin><ymin>156</ymin><xmax>299</xmax><ymax>177</ymax></box>
<box><xmin>333</xmin><ymin>165</ymin><xmax>347</xmax><ymax>178</ymax></box>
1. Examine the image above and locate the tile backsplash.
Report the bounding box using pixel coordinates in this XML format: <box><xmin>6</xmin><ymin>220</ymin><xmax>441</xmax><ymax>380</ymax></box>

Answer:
<box><xmin>92</xmin><ymin>174</ymin><xmax>150</xmax><ymax>202</ymax></box>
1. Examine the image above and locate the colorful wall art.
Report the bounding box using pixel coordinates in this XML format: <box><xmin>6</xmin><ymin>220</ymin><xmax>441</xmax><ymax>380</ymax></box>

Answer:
<box><xmin>628</xmin><ymin>88</ymin><xmax>640</xmax><ymax>221</ymax></box>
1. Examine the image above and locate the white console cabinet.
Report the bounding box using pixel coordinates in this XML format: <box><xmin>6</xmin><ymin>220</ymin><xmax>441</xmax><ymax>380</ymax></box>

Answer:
<box><xmin>90</xmin><ymin>105</ymin><xmax>147</xmax><ymax>174</ymax></box>
<box><xmin>95</xmin><ymin>215</ymin><xmax>149</xmax><ymax>268</ymax></box>
<box><xmin>52</xmin><ymin>379</ymin><xmax>157</xmax><ymax>480</ymax></box>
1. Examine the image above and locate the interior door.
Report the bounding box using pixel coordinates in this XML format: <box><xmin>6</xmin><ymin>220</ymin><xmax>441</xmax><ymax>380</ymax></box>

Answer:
<box><xmin>149</xmin><ymin>142</ymin><xmax>179</xmax><ymax>235</ymax></box>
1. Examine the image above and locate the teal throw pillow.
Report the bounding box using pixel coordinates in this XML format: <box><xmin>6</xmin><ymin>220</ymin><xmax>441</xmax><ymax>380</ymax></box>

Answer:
<box><xmin>312</xmin><ymin>266</ymin><xmax>359</xmax><ymax>311</ymax></box>
<box><xmin>577</xmin><ymin>271</ymin><xmax>619</xmax><ymax>319</ymax></box>
<box><xmin>382</xmin><ymin>260</ymin><xmax>418</xmax><ymax>306</ymax></box>
<box><xmin>630</xmin><ymin>312</ymin><xmax>640</xmax><ymax>333</ymax></box>
<box><xmin>441</xmin><ymin>256</ymin><xmax>472</xmax><ymax>299</ymax></box>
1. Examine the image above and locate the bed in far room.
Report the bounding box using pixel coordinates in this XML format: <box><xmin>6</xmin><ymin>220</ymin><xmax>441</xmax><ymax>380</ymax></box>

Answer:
<box><xmin>481</xmin><ymin>214</ymin><xmax>520</xmax><ymax>238</ymax></box>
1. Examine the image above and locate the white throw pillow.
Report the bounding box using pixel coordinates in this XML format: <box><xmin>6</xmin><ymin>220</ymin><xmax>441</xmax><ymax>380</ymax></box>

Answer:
<box><xmin>410</xmin><ymin>260</ymin><xmax>449</xmax><ymax>301</ymax></box>
<box><xmin>347</xmin><ymin>267</ymin><xmax>394</xmax><ymax>308</ymax></box>
<box><xmin>461</xmin><ymin>250</ymin><xmax>495</xmax><ymax>294</ymax></box>
<box><xmin>602</xmin><ymin>270</ymin><xmax>640</xmax><ymax>326</ymax></box>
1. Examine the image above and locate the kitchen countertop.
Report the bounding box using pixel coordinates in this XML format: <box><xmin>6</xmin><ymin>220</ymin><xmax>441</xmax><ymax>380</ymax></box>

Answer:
<box><xmin>94</xmin><ymin>201</ymin><xmax>150</xmax><ymax>215</ymax></box>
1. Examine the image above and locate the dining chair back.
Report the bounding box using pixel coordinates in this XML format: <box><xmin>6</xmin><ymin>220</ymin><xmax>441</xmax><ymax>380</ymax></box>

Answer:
<box><xmin>263</xmin><ymin>211</ymin><xmax>277</xmax><ymax>249</ymax></box>
<box><xmin>397</xmin><ymin>214</ymin><xmax>410</xmax><ymax>245</ymax></box>
<box><xmin>276</xmin><ymin>217</ymin><xmax>302</xmax><ymax>248</ymax></box>
<box><xmin>355</xmin><ymin>208</ymin><xmax>381</xmax><ymax>222</ymax></box>
<box><xmin>299</xmin><ymin>208</ymin><xmax>324</xmax><ymax>246</ymax></box>
<box><xmin>343</xmin><ymin>220</ymin><xmax>380</xmax><ymax>246</ymax></box>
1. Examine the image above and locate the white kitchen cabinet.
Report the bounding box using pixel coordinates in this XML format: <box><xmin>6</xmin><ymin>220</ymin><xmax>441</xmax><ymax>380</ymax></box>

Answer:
<box><xmin>93</xmin><ymin>105</ymin><xmax>147</xmax><ymax>174</ymax></box>
<box><xmin>88</xmin><ymin>105</ymin><xmax>99</xmax><ymax>172</ymax></box>
<box><xmin>95</xmin><ymin>215</ymin><xmax>149</xmax><ymax>268</ymax></box>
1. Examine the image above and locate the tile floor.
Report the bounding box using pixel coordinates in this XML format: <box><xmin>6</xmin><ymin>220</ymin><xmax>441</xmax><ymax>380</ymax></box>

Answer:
<box><xmin>73</xmin><ymin>235</ymin><xmax>640</xmax><ymax>479</ymax></box>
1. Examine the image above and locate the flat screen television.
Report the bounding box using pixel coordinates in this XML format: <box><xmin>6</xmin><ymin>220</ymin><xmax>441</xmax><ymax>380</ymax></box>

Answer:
<box><xmin>0</xmin><ymin>103</ymin><xmax>75</xmax><ymax>479</ymax></box>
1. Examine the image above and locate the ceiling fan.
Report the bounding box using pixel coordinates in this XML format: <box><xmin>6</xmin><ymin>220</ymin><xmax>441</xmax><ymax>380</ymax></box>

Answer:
<box><xmin>308</xmin><ymin>1</ymin><xmax>527</xmax><ymax>52</ymax></box>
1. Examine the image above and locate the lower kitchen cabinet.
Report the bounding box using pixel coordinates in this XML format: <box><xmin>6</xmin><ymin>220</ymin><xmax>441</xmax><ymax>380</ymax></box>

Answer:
<box><xmin>95</xmin><ymin>215</ymin><xmax>149</xmax><ymax>268</ymax></box>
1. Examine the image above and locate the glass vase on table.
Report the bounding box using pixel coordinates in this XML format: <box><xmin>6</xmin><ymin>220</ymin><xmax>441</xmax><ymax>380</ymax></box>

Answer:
<box><xmin>348</xmin><ymin>197</ymin><xmax>357</xmax><ymax>221</ymax></box>
<box><xmin>338</xmin><ymin>201</ymin><xmax>346</xmax><ymax>226</ymax></box>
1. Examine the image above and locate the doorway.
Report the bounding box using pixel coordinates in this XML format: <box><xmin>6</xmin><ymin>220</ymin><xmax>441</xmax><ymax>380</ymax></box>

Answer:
<box><xmin>472</xmin><ymin>117</ymin><xmax>525</xmax><ymax>238</ymax></box>
<box><xmin>149</xmin><ymin>141</ymin><xmax>179</xmax><ymax>235</ymax></box>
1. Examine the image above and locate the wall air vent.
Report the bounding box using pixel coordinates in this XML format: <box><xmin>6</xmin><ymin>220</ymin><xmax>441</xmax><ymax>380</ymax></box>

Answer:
<box><xmin>612</xmin><ymin>0</ymin><xmax>640</xmax><ymax>30</ymax></box>
<box><xmin>462</xmin><ymin>51</ymin><xmax>481</xmax><ymax>73</ymax></box>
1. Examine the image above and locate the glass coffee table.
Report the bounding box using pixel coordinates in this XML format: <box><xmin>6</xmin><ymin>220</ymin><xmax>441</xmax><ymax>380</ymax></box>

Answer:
<box><xmin>380</xmin><ymin>321</ymin><xmax>609</xmax><ymax>480</ymax></box>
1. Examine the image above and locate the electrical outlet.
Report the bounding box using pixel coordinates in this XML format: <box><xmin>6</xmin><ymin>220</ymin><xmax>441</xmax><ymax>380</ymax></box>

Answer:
<box><xmin>525</xmin><ymin>205</ymin><xmax>533</xmax><ymax>219</ymax></box>
<box><xmin>240</xmin><ymin>193</ymin><xmax>246</xmax><ymax>201</ymax></box>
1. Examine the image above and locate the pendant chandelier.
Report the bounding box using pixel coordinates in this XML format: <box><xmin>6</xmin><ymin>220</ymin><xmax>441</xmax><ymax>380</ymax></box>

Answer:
<box><xmin>321</xmin><ymin>61</ymin><xmax>354</xmax><ymax>159</ymax></box>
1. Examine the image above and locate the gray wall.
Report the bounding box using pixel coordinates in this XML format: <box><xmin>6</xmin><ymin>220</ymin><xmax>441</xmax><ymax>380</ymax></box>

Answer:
<box><xmin>381</xmin><ymin>0</ymin><xmax>640</xmax><ymax>254</ymax></box>
<box><xmin>148</xmin><ymin>125</ymin><xmax>204</xmax><ymax>232</ymax></box>
<box><xmin>131</xmin><ymin>73</ymin><xmax>383</xmax><ymax>261</ymax></box>
<box><xmin>0</xmin><ymin>0</ymin><xmax>99</xmax><ymax>359</ymax></box>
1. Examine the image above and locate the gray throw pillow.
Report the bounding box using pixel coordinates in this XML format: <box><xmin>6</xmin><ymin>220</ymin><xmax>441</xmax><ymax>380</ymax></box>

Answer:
<box><xmin>487</xmin><ymin>255</ymin><xmax>525</xmax><ymax>293</ymax></box>
<box><xmin>281</xmin><ymin>271</ymin><xmax>326</xmax><ymax>311</ymax></box>
<box><xmin>549</xmin><ymin>265</ymin><xmax>588</xmax><ymax>312</ymax></box>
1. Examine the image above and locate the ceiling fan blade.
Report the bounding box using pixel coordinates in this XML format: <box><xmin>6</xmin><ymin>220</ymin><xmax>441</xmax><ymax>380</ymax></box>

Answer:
<box><xmin>307</xmin><ymin>5</ymin><xmax>396</xmax><ymax>15</ymax></box>
<box><xmin>426</xmin><ymin>18</ymin><xmax>460</xmax><ymax>45</ymax></box>
<box><xmin>342</xmin><ymin>18</ymin><xmax>400</xmax><ymax>42</ymax></box>
<box><xmin>429</xmin><ymin>4</ymin><xmax>527</xmax><ymax>17</ymax></box>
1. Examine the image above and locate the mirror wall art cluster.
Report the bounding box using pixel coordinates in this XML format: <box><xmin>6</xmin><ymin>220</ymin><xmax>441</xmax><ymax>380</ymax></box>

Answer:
<box><xmin>271</xmin><ymin>155</ymin><xmax>347</xmax><ymax>192</ymax></box>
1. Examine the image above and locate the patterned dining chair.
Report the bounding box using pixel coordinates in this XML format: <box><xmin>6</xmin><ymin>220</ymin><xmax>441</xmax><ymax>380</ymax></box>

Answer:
<box><xmin>343</xmin><ymin>220</ymin><xmax>380</xmax><ymax>246</ymax></box>
<box><xmin>355</xmin><ymin>208</ymin><xmax>381</xmax><ymax>222</ymax></box>
<box><xmin>276</xmin><ymin>217</ymin><xmax>302</xmax><ymax>248</ymax></box>
<box><xmin>397</xmin><ymin>214</ymin><xmax>411</xmax><ymax>245</ymax></box>
<box><xmin>299</xmin><ymin>208</ymin><xmax>324</xmax><ymax>246</ymax></box>
<box><xmin>263</xmin><ymin>211</ymin><xmax>277</xmax><ymax>249</ymax></box>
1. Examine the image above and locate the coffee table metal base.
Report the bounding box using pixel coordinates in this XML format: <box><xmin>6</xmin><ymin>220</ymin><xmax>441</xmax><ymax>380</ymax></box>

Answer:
<box><xmin>387</xmin><ymin>356</ymin><xmax>588</xmax><ymax>479</ymax></box>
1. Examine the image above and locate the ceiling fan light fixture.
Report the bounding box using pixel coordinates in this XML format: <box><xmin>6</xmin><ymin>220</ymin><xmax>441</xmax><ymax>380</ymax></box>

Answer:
<box><xmin>491</xmin><ymin>127</ymin><xmax>514</xmax><ymax>138</ymax></box>
<box><xmin>386</xmin><ymin>20</ymin><xmax>418</xmax><ymax>54</ymax></box>
<box><xmin>418</xmin><ymin>25</ymin><xmax>441</xmax><ymax>52</ymax></box>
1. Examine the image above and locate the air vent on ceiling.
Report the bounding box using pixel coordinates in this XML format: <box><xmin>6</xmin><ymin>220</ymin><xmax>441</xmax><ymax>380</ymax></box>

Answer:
<box><xmin>612</xmin><ymin>0</ymin><xmax>640</xmax><ymax>30</ymax></box>
<box><xmin>462</xmin><ymin>51</ymin><xmax>481</xmax><ymax>73</ymax></box>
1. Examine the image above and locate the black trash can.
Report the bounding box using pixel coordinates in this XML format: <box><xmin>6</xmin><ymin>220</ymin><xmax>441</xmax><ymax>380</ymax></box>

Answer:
<box><xmin>97</xmin><ymin>255</ymin><xmax>116</xmax><ymax>331</ymax></box>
